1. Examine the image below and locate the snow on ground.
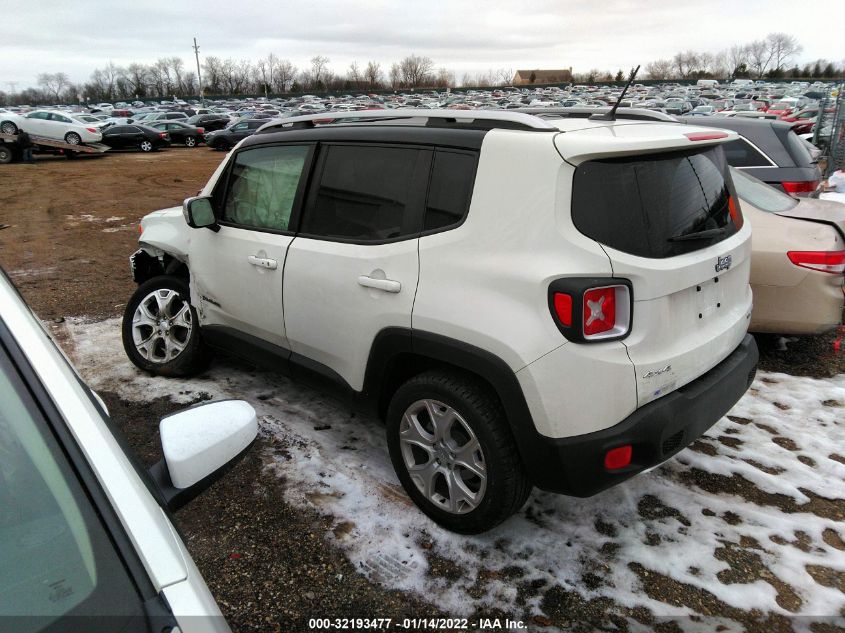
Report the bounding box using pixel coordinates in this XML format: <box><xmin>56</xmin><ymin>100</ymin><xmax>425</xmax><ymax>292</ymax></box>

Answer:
<box><xmin>55</xmin><ymin>317</ymin><xmax>845</xmax><ymax>624</ymax></box>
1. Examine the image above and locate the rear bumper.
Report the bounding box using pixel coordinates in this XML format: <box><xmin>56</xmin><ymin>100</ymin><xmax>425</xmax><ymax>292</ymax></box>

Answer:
<box><xmin>523</xmin><ymin>334</ymin><xmax>758</xmax><ymax>496</ymax></box>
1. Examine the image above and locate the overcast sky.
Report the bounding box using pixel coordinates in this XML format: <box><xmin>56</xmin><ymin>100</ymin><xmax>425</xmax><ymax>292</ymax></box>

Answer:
<box><xmin>4</xmin><ymin>0</ymin><xmax>843</xmax><ymax>90</ymax></box>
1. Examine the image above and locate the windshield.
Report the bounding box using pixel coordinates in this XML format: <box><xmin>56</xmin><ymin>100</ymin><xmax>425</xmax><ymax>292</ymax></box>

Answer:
<box><xmin>730</xmin><ymin>166</ymin><xmax>798</xmax><ymax>213</ymax></box>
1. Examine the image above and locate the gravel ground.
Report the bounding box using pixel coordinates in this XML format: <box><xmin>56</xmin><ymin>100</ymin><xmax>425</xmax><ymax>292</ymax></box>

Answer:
<box><xmin>2</xmin><ymin>149</ymin><xmax>844</xmax><ymax>632</ymax></box>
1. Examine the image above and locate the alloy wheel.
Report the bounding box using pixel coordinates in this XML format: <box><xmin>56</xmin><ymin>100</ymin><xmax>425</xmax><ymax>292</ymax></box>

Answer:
<box><xmin>399</xmin><ymin>399</ymin><xmax>487</xmax><ymax>514</ymax></box>
<box><xmin>131</xmin><ymin>288</ymin><xmax>193</xmax><ymax>364</ymax></box>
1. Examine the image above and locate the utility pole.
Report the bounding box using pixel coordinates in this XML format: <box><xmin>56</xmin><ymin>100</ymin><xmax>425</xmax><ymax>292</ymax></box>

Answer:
<box><xmin>192</xmin><ymin>37</ymin><xmax>203</xmax><ymax>104</ymax></box>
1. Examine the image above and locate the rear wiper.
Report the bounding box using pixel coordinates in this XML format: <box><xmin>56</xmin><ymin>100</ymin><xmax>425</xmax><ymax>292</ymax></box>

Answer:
<box><xmin>667</xmin><ymin>227</ymin><xmax>725</xmax><ymax>242</ymax></box>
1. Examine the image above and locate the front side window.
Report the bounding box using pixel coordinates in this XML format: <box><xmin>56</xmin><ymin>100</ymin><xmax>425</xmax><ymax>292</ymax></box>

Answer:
<box><xmin>302</xmin><ymin>145</ymin><xmax>428</xmax><ymax>241</ymax></box>
<box><xmin>0</xmin><ymin>352</ymin><xmax>144</xmax><ymax>628</ymax></box>
<box><xmin>222</xmin><ymin>145</ymin><xmax>309</xmax><ymax>232</ymax></box>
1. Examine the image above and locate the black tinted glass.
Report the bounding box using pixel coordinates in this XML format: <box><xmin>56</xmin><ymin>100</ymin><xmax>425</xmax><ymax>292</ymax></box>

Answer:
<box><xmin>303</xmin><ymin>145</ymin><xmax>426</xmax><ymax>241</ymax></box>
<box><xmin>424</xmin><ymin>151</ymin><xmax>477</xmax><ymax>231</ymax></box>
<box><xmin>572</xmin><ymin>145</ymin><xmax>739</xmax><ymax>258</ymax></box>
<box><xmin>722</xmin><ymin>139</ymin><xmax>771</xmax><ymax>167</ymax></box>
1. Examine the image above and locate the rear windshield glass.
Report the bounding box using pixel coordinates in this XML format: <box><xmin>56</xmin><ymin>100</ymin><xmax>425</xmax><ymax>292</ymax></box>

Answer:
<box><xmin>572</xmin><ymin>145</ymin><xmax>740</xmax><ymax>258</ymax></box>
<box><xmin>730</xmin><ymin>166</ymin><xmax>798</xmax><ymax>213</ymax></box>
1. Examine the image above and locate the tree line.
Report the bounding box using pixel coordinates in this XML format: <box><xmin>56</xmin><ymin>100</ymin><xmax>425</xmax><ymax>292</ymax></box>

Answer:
<box><xmin>2</xmin><ymin>33</ymin><xmax>843</xmax><ymax>106</ymax></box>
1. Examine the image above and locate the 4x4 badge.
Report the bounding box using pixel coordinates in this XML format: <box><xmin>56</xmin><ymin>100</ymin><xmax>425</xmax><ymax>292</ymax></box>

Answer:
<box><xmin>715</xmin><ymin>254</ymin><xmax>732</xmax><ymax>272</ymax></box>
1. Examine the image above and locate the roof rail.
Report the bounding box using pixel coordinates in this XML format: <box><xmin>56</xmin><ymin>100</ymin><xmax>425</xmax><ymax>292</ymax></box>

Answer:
<box><xmin>255</xmin><ymin>108</ymin><xmax>559</xmax><ymax>134</ymax></box>
<box><xmin>516</xmin><ymin>107</ymin><xmax>679</xmax><ymax>123</ymax></box>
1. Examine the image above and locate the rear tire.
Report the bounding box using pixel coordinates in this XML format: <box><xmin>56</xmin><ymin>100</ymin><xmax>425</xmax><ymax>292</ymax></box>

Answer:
<box><xmin>184</xmin><ymin>135</ymin><xmax>197</xmax><ymax>147</ymax></box>
<box><xmin>121</xmin><ymin>275</ymin><xmax>212</xmax><ymax>377</ymax></box>
<box><xmin>139</xmin><ymin>140</ymin><xmax>154</xmax><ymax>152</ymax></box>
<box><xmin>0</xmin><ymin>145</ymin><xmax>13</xmax><ymax>164</ymax></box>
<box><xmin>64</xmin><ymin>132</ymin><xmax>81</xmax><ymax>145</ymax></box>
<box><xmin>386</xmin><ymin>370</ymin><xmax>532</xmax><ymax>534</ymax></box>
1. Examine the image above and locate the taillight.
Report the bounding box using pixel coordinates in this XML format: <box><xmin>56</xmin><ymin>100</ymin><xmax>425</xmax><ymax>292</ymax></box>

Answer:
<box><xmin>787</xmin><ymin>251</ymin><xmax>845</xmax><ymax>274</ymax></box>
<box><xmin>782</xmin><ymin>180</ymin><xmax>819</xmax><ymax>194</ymax></box>
<box><xmin>583</xmin><ymin>287</ymin><xmax>617</xmax><ymax>336</ymax></box>
<box><xmin>86</xmin><ymin>127</ymin><xmax>97</xmax><ymax>133</ymax></box>
<box><xmin>548</xmin><ymin>280</ymin><xmax>632</xmax><ymax>342</ymax></box>
<box><xmin>159</xmin><ymin>132</ymin><xmax>167</xmax><ymax>138</ymax></box>
<box><xmin>728</xmin><ymin>195</ymin><xmax>743</xmax><ymax>230</ymax></box>
<box><xmin>197</xmin><ymin>127</ymin><xmax>205</xmax><ymax>134</ymax></box>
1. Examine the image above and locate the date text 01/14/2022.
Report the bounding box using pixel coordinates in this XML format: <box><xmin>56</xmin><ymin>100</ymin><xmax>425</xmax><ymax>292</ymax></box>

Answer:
<box><xmin>307</xmin><ymin>617</ymin><xmax>527</xmax><ymax>630</ymax></box>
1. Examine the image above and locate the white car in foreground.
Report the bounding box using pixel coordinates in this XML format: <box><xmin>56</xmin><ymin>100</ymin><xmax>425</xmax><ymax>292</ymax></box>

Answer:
<box><xmin>0</xmin><ymin>268</ymin><xmax>256</xmax><ymax>632</ymax></box>
<box><xmin>0</xmin><ymin>109</ymin><xmax>102</xmax><ymax>144</ymax></box>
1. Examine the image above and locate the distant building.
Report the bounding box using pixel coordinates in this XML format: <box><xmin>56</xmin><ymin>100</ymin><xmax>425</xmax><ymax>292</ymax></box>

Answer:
<box><xmin>512</xmin><ymin>69</ymin><xmax>573</xmax><ymax>86</ymax></box>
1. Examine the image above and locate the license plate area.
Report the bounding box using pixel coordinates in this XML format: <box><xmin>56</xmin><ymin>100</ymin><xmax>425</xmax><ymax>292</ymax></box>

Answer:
<box><xmin>696</xmin><ymin>278</ymin><xmax>721</xmax><ymax>319</ymax></box>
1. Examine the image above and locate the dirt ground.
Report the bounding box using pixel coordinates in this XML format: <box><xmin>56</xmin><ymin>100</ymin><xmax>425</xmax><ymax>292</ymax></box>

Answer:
<box><xmin>2</xmin><ymin>149</ymin><xmax>844</xmax><ymax>632</ymax></box>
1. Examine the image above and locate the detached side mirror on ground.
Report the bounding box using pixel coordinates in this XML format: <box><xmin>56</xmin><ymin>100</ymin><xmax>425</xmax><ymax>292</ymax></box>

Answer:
<box><xmin>183</xmin><ymin>196</ymin><xmax>219</xmax><ymax>231</ymax></box>
<box><xmin>149</xmin><ymin>400</ymin><xmax>257</xmax><ymax>511</ymax></box>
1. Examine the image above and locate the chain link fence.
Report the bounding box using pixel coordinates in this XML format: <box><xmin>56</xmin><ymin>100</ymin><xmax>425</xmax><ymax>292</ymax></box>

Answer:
<box><xmin>812</xmin><ymin>84</ymin><xmax>845</xmax><ymax>176</ymax></box>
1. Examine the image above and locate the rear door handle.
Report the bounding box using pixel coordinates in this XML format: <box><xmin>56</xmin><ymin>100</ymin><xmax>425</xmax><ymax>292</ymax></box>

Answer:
<box><xmin>358</xmin><ymin>275</ymin><xmax>401</xmax><ymax>293</ymax></box>
<box><xmin>248</xmin><ymin>255</ymin><xmax>277</xmax><ymax>270</ymax></box>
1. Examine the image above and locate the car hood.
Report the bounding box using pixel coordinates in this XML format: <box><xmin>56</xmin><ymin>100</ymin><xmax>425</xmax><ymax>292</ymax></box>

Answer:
<box><xmin>776</xmin><ymin>197</ymin><xmax>845</xmax><ymax>239</ymax></box>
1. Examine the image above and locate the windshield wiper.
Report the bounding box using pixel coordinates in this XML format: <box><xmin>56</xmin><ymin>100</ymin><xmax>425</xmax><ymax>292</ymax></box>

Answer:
<box><xmin>667</xmin><ymin>227</ymin><xmax>725</xmax><ymax>242</ymax></box>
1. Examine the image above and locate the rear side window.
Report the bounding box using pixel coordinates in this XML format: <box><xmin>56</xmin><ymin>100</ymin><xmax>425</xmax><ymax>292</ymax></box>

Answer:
<box><xmin>302</xmin><ymin>145</ymin><xmax>429</xmax><ymax>241</ymax></box>
<box><xmin>424</xmin><ymin>151</ymin><xmax>477</xmax><ymax>232</ymax></box>
<box><xmin>572</xmin><ymin>145</ymin><xmax>741</xmax><ymax>258</ymax></box>
<box><xmin>722</xmin><ymin>138</ymin><xmax>772</xmax><ymax>167</ymax></box>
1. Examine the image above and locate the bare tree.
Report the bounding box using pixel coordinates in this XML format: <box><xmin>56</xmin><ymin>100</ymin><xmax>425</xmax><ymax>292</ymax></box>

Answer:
<box><xmin>435</xmin><ymin>67</ymin><xmax>455</xmax><ymax>88</ymax></box>
<box><xmin>645</xmin><ymin>59</ymin><xmax>674</xmax><ymax>80</ymax></box>
<box><xmin>747</xmin><ymin>39</ymin><xmax>774</xmax><ymax>78</ymax></box>
<box><xmin>37</xmin><ymin>72</ymin><xmax>71</xmax><ymax>101</ymax></box>
<box><xmin>364</xmin><ymin>61</ymin><xmax>382</xmax><ymax>89</ymax></box>
<box><xmin>169</xmin><ymin>57</ymin><xmax>185</xmax><ymax>94</ymax></box>
<box><xmin>272</xmin><ymin>59</ymin><xmax>296</xmax><ymax>93</ymax></box>
<box><xmin>727</xmin><ymin>44</ymin><xmax>749</xmax><ymax>78</ymax></box>
<box><xmin>399</xmin><ymin>54</ymin><xmax>434</xmax><ymax>88</ymax></box>
<box><xmin>347</xmin><ymin>61</ymin><xmax>362</xmax><ymax>89</ymax></box>
<box><xmin>389</xmin><ymin>63</ymin><xmax>402</xmax><ymax>89</ymax></box>
<box><xmin>766</xmin><ymin>32</ymin><xmax>802</xmax><ymax>74</ymax></box>
<box><xmin>672</xmin><ymin>51</ymin><xmax>700</xmax><ymax>79</ymax></box>
<box><xmin>202</xmin><ymin>56</ymin><xmax>223</xmax><ymax>94</ymax></box>
<box><xmin>309</xmin><ymin>55</ymin><xmax>330</xmax><ymax>89</ymax></box>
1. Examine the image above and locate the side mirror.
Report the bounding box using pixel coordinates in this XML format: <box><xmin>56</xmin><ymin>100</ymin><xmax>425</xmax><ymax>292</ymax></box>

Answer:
<box><xmin>148</xmin><ymin>400</ymin><xmax>257</xmax><ymax>511</ymax></box>
<box><xmin>183</xmin><ymin>196</ymin><xmax>219</xmax><ymax>231</ymax></box>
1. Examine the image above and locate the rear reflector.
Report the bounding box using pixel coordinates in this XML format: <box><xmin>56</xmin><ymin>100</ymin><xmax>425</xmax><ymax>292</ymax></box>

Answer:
<box><xmin>685</xmin><ymin>131</ymin><xmax>729</xmax><ymax>141</ymax></box>
<box><xmin>553</xmin><ymin>293</ymin><xmax>572</xmax><ymax>327</ymax></box>
<box><xmin>604</xmin><ymin>445</ymin><xmax>632</xmax><ymax>470</ymax></box>
<box><xmin>782</xmin><ymin>180</ymin><xmax>819</xmax><ymax>194</ymax></box>
<box><xmin>787</xmin><ymin>250</ymin><xmax>845</xmax><ymax>274</ymax></box>
<box><xmin>583</xmin><ymin>287</ymin><xmax>617</xmax><ymax>336</ymax></box>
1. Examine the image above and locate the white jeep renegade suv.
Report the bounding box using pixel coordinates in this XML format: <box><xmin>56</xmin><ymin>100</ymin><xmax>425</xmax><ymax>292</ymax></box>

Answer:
<box><xmin>122</xmin><ymin>109</ymin><xmax>758</xmax><ymax>533</ymax></box>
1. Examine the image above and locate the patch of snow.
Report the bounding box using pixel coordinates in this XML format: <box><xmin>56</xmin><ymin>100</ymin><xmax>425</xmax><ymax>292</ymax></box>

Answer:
<box><xmin>56</xmin><ymin>317</ymin><xmax>845</xmax><ymax>622</ymax></box>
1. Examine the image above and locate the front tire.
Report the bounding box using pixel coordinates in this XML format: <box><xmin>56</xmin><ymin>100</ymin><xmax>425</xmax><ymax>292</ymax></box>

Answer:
<box><xmin>1</xmin><ymin>121</ymin><xmax>18</xmax><ymax>134</ymax></box>
<box><xmin>386</xmin><ymin>370</ymin><xmax>532</xmax><ymax>533</ymax></box>
<box><xmin>64</xmin><ymin>132</ymin><xmax>81</xmax><ymax>145</ymax></box>
<box><xmin>0</xmin><ymin>145</ymin><xmax>13</xmax><ymax>164</ymax></box>
<box><xmin>121</xmin><ymin>275</ymin><xmax>212</xmax><ymax>377</ymax></box>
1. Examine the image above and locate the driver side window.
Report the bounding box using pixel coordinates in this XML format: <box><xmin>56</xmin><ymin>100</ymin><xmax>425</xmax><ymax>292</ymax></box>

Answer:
<box><xmin>221</xmin><ymin>145</ymin><xmax>309</xmax><ymax>232</ymax></box>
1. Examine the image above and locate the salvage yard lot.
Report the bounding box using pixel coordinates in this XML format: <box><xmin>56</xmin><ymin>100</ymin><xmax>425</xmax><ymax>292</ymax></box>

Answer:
<box><xmin>1</xmin><ymin>150</ymin><xmax>844</xmax><ymax>632</ymax></box>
